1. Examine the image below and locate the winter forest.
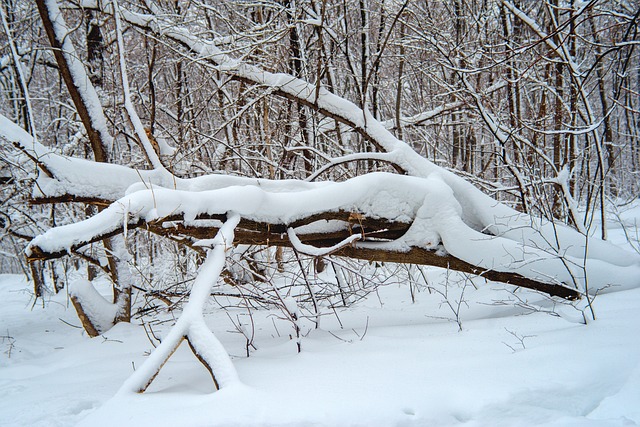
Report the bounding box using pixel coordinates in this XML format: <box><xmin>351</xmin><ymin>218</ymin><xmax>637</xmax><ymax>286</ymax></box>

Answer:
<box><xmin>1</xmin><ymin>0</ymin><xmax>640</xmax><ymax>425</ymax></box>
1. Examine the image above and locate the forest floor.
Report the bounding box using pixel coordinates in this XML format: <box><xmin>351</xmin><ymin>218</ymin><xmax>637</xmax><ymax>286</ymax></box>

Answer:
<box><xmin>1</xmin><ymin>203</ymin><xmax>640</xmax><ymax>426</ymax></box>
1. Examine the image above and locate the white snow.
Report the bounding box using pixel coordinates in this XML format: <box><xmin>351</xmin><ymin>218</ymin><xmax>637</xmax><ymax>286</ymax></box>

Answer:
<box><xmin>1</xmin><ymin>252</ymin><xmax>640</xmax><ymax>426</ymax></box>
<box><xmin>5</xmin><ymin>209</ymin><xmax>640</xmax><ymax>427</ymax></box>
<box><xmin>68</xmin><ymin>279</ymin><xmax>118</xmax><ymax>333</ymax></box>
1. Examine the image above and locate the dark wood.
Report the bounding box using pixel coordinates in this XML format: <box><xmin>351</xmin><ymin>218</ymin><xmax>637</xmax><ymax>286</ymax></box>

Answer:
<box><xmin>26</xmin><ymin>217</ymin><xmax>146</xmax><ymax>262</ymax></box>
<box><xmin>30</xmin><ymin>195</ymin><xmax>112</xmax><ymax>207</ymax></box>
<box><xmin>70</xmin><ymin>294</ymin><xmax>101</xmax><ymax>337</ymax></box>
<box><xmin>332</xmin><ymin>246</ymin><xmax>581</xmax><ymax>300</ymax></box>
<box><xmin>26</xmin><ymin>211</ymin><xmax>581</xmax><ymax>300</ymax></box>
<box><xmin>35</xmin><ymin>0</ymin><xmax>109</xmax><ymax>164</ymax></box>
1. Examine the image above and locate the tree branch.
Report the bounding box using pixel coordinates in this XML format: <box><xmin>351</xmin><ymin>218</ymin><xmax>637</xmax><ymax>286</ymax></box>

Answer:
<box><xmin>26</xmin><ymin>210</ymin><xmax>580</xmax><ymax>300</ymax></box>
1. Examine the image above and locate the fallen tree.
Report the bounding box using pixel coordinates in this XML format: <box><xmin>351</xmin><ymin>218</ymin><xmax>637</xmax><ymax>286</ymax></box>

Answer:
<box><xmin>4</xmin><ymin>112</ymin><xmax>606</xmax><ymax>301</ymax></box>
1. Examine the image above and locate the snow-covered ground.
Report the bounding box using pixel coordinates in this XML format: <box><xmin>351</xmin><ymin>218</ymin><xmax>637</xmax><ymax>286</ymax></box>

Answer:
<box><xmin>2</xmin><ymin>204</ymin><xmax>640</xmax><ymax>426</ymax></box>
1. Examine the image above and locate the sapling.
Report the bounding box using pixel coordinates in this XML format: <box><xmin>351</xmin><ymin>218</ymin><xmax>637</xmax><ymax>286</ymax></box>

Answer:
<box><xmin>502</xmin><ymin>328</ymin><xmax>535</xmax><ymax>353</ymax></box>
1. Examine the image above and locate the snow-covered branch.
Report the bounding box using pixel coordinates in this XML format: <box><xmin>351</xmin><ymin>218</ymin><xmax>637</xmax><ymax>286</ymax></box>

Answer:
<box><xmin>35</xmin><ymin>0</ymin><xmax>113</xmax><ymax>162</ymax></box>
<box><xmin>24</xmin><ymin>167</ymin><xmax>638</xmax><ymax>299</ymax></box>
<box><xmin>120</xmin><ymin>213</ymin><xmax>241</xmax><ymax>393</ymax></box>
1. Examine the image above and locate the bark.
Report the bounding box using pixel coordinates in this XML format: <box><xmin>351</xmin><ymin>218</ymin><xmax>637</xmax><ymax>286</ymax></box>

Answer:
<box><xmin>35</xmin><ymin>0</ymin><xmax>109</xmax><ymax>163</ymax></box>
<box><xmin>85</xmin><ymin>10</ymin><xmax>103</xmax><ymax>87</ymax></box>
<box><xmin>70</xmin><ymin>294</ymin><xmax>101</xmax><ymax>337</ymax></box>
<box><xmin>26</xmin><ymin>210</ymin><xmax>581</xmax><ymax>300</ymax></box>
<box><xmin>589</xmin><ymin>14</ymin><xmax>617</xmax><ymax>197</ymax></box>
<box><xmin>395</xmin><ymin>20</ymin><xmax>405</xmax><ymax>141</ymax></box>
<box><xmin>36</xmin><ymin>0</ymin><xmax>134</xmax><ymax>331</ymax></box>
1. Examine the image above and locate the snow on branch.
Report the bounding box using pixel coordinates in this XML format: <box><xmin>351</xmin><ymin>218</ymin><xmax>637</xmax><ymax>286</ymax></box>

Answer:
<box><xmin>114</xmin><ymin>1</ymin><xmax>640</xmax><ymax>276</ymax></box>
<box><xmin>1</xmin><ymin>113</ymin><xmax>327</xmax><ymax>204</ymax></box>
<box><xmin>379</xmin><ymin>81</ymin><xmax>507</xmax><ymax>131</ymax></box>
<box><xmin>24</xmin><ymin>173</ymin><xmax>431</xmax><ymax>259</ymax></box>
<box><xmin>119</xmin><ymin>213</ymin><xmax>241</xmax><ymax>393</ymax></box>
<box><xmin>35</xmin><ymin>0</ymin><xmax>113</xmax><ymax>162</ymax></box>
<box><xmin>40</xmin><ymin>1</ymin><xmax>637</xmax><ymax>282</ymax></box>
<box><xmin>112</xmin><ymin>0</ymin><xmax>166</xmax><ymax>169</ymax></box>
<box><xmin>25</xmin><ymin>168</ymin><xmax>636</xmax><ymax>299</ymax></box>
<box><xmin>287</xmin><ymin>227</ymin><xmax>362</xmax><ymax>257</ymax></box>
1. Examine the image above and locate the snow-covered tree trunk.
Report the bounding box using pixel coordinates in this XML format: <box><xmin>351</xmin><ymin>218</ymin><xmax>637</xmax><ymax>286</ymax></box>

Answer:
<box><xmin>35</xmin><ymin>0</ymin><xmax>135</xmax><ymax>335</ymax></box>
